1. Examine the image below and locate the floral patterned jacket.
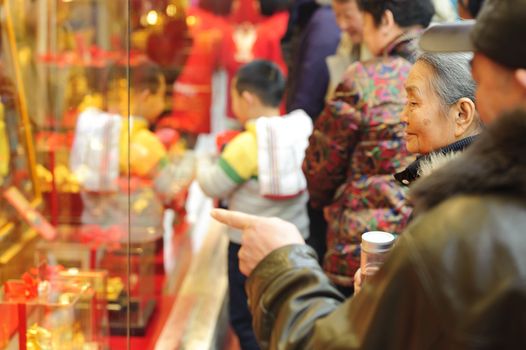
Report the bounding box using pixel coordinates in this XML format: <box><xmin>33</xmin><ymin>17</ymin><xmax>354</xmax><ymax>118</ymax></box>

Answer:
<box><xmin>302</xmin><ymin>30</ymin><xmax>421</xmax><ymax>287</ymax></box>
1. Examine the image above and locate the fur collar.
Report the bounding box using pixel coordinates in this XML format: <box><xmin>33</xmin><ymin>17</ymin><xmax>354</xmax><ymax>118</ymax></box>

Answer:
<box><xmin>384</xmin><ymin>28</ymin><xmax>423</xmax><ymax>64</ymax></box>
<box><xmin>410</xmin><ymin>110</ymin><xmax>526</xmax><ymax>213</ymax></box>
<box><xmin>417</xmin><ymin>152</ymin><xmax>462</xmax><ymax>178</ymax></box>
<box><xmin>394</xmin><ymin>136</ymin><xmax>477</xmax><ymax>186</ymax></box>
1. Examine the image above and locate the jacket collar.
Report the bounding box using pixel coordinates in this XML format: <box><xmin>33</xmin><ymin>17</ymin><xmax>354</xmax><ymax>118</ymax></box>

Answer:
<box><xmin>394</xmin><ymin>136</ymin><xmax>478</xmax><ymax>186</ymax></box>
<box><xmin>409</xmin><ymin>111</ymin><xmax>526</xmax><ymax>214</ymax></box>
<box><xmin>383</xmin><ymin>28</ymin><xmax>423</xmax><ymax>63</ymax></box>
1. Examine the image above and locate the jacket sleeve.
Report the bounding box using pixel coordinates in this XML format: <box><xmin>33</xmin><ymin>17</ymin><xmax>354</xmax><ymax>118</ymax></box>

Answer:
<box><xmin>196</xmin><ymin>155</ymin><xmax>238</xmax><ymax>199</ymax></box>
<box><xmin>302</xmin><ymin>71</ymin><xmax>364</xmax><ymax>209</ymax></box>
<box><xmin>196</xmin><ymin>131</ymin><xmax>257</xmax><ymax>199</ymax></box>
<box><xmin>246</xmin><ymin>239</ymin><xmax>442</xmax><ymax>350</ymax></box>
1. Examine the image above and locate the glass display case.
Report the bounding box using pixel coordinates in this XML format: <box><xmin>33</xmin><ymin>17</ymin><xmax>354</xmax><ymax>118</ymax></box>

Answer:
<box><xmin>0</xmin><ymin>266</ymin><xmax>109</xmax><ymax>350</ymax></box>
<box><xmin>58</xmin><ymin>267</ymin><xmax>110</xmax><ymax>347</ymax></box>
<box><xmin>0</xmin><ymin>0</ymin><xmax>42</xmax><ymax>284</ymax></box>
<box><xmin>33</xmin><ymin>0</ymin><xmax>130</xmax><ymax>227</ymax></box>
<box><xmin>36</xmin><ymin>223</ymin><xmax>158</xmax><ymax>336</ymax></box>
<box><xmin>1</xmin><ymin>0</ymin><xmax>205</xmax><ymax>347</ymax></box>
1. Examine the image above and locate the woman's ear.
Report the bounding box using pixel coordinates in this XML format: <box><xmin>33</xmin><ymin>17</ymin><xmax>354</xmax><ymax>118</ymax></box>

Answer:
<box><xmin>381</xmin><ymin>10</ymin><xmax>396</xmax><ymax>34</ymax></box>
<box><xmin>452</xmin><ymin>97</ymin><xmax>477</xmax><ymax>137</ymax></box>
<box><xmin>515</xmin><ymin>69</ymin><xmax>526</xmax><ymax>91</ymax></box>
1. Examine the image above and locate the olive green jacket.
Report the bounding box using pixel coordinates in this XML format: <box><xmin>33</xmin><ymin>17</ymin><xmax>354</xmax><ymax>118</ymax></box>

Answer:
<box><xmin>246</xmin><ymin>110</ymin><xmax>526</xmax><ymax>349</ymax></box>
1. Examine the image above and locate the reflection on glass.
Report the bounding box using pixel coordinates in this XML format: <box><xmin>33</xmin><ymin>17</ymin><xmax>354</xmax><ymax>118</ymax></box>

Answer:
<box><xmin>0</xmin><ymin>0</ymin><xmax>40</xmax><ymax>277</ymax></box>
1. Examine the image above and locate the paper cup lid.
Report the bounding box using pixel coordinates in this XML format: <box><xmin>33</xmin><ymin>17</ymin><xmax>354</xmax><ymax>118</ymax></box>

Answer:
<box><xmin>361</xmin><ymin>231</ymin><xmax>395</xmax><ymax>252</ymax></box>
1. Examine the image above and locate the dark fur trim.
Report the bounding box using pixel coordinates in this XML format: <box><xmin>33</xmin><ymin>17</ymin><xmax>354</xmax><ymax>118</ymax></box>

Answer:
<box><xmin>394</xmin><ymin>135</ymin><xmax>477</xmax><ymax>186</ymax></box>
<box><xmin>410</xmin><ymin>109</ymin><xmax>526</xmax><ymax>213</ymax></box>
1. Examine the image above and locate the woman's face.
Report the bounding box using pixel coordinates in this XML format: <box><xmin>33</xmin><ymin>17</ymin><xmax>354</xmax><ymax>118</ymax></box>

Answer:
<box><xmin>401</xmin><ymin>61</ymin><xmax>457</xmax><ymax>154</ymax></box>
<box><xmin>362</xmin><ymin>12</ymin><xmax>384</xmax><ymax>56</ymax></box>
<box><xmin>144</xmin><ymin>75</ymin><xmax>166</xmax><ymax>123</ymax></box>
<box><xmin>332</xmin><ymin>0</ymin><xmax>363</xmax><ymax>44</ymax></box>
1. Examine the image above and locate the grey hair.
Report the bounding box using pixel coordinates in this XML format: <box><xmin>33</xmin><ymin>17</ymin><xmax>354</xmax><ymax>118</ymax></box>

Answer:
<box><xmin>417</xmin><ymin>52</ymin><xmax>476</xmax><ymax>113</ymax></box>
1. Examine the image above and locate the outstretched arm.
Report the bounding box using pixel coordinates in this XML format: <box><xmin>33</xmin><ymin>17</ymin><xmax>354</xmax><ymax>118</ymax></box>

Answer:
<box><xmin>212</xmin><ymin>209</ymin><xmax>440</xmax><ymax>350</ymax></box>
<box><xmin>211</xmin><ymin>208</ymin><xmax>305</xmax><ymax>275</ymax></box>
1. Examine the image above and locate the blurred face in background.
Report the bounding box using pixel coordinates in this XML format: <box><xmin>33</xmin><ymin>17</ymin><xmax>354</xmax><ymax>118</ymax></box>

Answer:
<box><xmin>471</xmin><ymin>53</ymin><xmax>526</xmax><ymax>124</ymax></box>
<box><xmin>362</xmin><ymin>12</ymin><xmax>381</xmax><ymax>56</ymax></box>
<box><xmin>332</xmin><ymin>0</ymin><xmax>363</xmax><ymax>43</ymax></box>
<box><xmin>361</xmin><ymin>10</ymin><xmax>403</xmax><ymax>57</ymax></box>
<box><xmin>143</xmin><ymin>75</ymin><xmax>166</xmax><ymax>123</ymax></box>
<box><xmin>131</xmin><ymin>74</ymin><xmax>166</xmax><ymax>123</ymax></box>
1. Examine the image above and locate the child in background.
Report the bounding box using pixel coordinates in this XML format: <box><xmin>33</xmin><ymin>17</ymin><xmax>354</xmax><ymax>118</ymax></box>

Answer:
<box><xmin>72</xmin><ymin>61</ymin><xmax>168</xmax><ymax>189</ymax></box>
<box><xmin>72</xmin><ymin>61</ymin><xmax>180</xmax><ymax>231</ymax></box>
<box><xmin>196</xmin><ymin>60</ymin><xmax>312</xmax><ymax>350</ymax></box>
<box><xmin>115</xmin><ymin>61</ymin><xmax>168</xmax><ymax>178</ymax></box>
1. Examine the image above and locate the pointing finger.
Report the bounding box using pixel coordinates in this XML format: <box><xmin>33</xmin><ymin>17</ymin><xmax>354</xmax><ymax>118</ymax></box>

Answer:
<box><xmin>210</xmin><ymin>208</ymin><xmax>258</xmax><ymax>230</ymax></box>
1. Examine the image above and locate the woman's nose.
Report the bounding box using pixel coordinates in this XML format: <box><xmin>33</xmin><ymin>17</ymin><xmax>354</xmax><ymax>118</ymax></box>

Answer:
<box><xmin>400</xmin><ymin>106</ymin><xmax>409</xmax><ymax>123</ymax></box>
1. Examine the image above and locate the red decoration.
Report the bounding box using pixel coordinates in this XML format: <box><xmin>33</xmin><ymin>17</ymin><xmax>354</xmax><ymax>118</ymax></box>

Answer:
<box><xmin>17</xmin><ymin>304</ymin><xmax>26</xmax><ymax>350</ymax></box>
<box><xmin>161</xmin><ymin>6</ymin><xmax>227</xmax><ymax>134</ymax></box>
<box><xmin>146</xmin><ymin>18</ymin><xmax>191</xmax><ymax>67</ymax></box>
<box><xmin>221</xmin><ymin>10</ymin><xmax>289</xmax><ymax>118</ymax></box>
<box><xmin>3</xmin><ymin>264</ymin><xmax>64</xmax><ymax>302</ymax></box>
<box><xmin>215</xmin><ymin>129</ymin><xmax>241</xmax><ymax>152</ymax></box>
<box><xmin>78</xmin><ymin>225</ymin><xmax>125</xmax><ymax>251</ymax></box>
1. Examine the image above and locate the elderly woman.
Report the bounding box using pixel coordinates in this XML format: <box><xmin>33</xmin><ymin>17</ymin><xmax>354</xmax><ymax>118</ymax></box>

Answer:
<box><xmin>302</xmin><ymin>0</ymin><xmax>434</xmax><ymax>296</ymax></box>
<box><xmin>394</xmin><ymin>52</ymin><xmax>482</xmax><ymax>186</ymax></box>
<box><xmin>353</xmin><ymin>51</ymin><xmax>482</xmax><ymax>292</ymax></box>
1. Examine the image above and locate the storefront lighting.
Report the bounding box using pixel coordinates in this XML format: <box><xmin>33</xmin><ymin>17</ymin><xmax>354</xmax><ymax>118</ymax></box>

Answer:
<box><xmin>166</xmin><ymin>4</ymin><xmax>177</xmax><ymax>17</ymax></box>
<box><xmin>186</xmin><ymin>15</ymin><xmax>197</xmax><ymax>27</ymax></box>
<box><xmin>146</xmin><ymin>10</ymin><xmax>159</xmax><ymax>26</ymax></box>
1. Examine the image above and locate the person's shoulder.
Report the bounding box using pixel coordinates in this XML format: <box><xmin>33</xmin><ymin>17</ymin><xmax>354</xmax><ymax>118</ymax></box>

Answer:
<box><xmin>401</xmin><ymin>196</ymin><xmax>497</xmax><ymax>279</ymax></box>
<box><xmin>407</xmin><ymin>194</ymin><xmax>526</xmax><ymax>252</ymax></box>
<box><xmin>309</xmin><ymin>5</ymin><xmax>339</xmax><ymax>27</ymax></box>
<box><xmin>226</xmin><ymin>129</ymin><xmax>255</xmax><ymax>146</ymax></box>
<box><xmin>221</xmin><ymin>128</ymin><xmax>257</xmax><ymax>156</ymax></box>
<box><xmin>351</xmin><ymin>55</ymin><xmax>412</xmax><ymax>80</ymax></box>
<box><xmin>409</xmin><ymin>196</ymin><xmax>493</xmax><ymax>231</ymax></box>
<box><xmin>339</xmin><ymin>56</ymin><xmax>407</xmax><ymax>92</ymax></box>
<box><xmin>402</xmin><ymin>194</ymin><xmax>526</xmax><ymax>324</ymax></box>
<box><xmin>281</xmin><ymin>109</ymin><xmax>312</xmax><ymax>125</ymax></box>
<box><xmin>335</xmin><ymin>57</ymin><xmax>409</xmax><ymax>107</ymax></box>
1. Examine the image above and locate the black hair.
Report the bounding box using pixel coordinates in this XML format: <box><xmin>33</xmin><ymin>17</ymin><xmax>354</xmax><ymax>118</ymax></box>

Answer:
<box><xmin>107</xmin><ymin>60</ymin><xmax>163</xmax><ymax>94</ymax></box>
<box><xmin>357</xmin><ymin>0</ymin><xmax>434</xmax><ymax>28</ymax></box>
<box><xmin>259</xmin><ymin>0</ymin><xmax>293</xmax><ymax>16</ymax></box>
<box><xmin>130</xmin><ymin>60</ymin><xmax>164</xmax><ymax>93</ymax></box>
<box><xmin>459</xmin><ymin>0</ymin><xmax>485</xmax><ymax>18</ymax></box>
<box><xmin>235</xmin><ymin>60</ymin><xmax>285</xmax><ymax>107</ymax></box>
